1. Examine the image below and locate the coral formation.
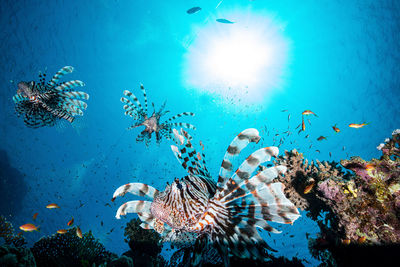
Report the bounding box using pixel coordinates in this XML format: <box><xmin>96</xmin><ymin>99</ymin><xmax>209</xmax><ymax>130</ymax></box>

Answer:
<box><xmin>31</xmin><ymin>227</ymin><xmax>116</xmax><ymax>267</ymax></box>
<box><xmin>274</xmin><ymin>129</ymin><xmax>400</xmax><ymax>265</ymax></box>
<box><xmin>123</xmin><ymin>218</ymin><xmax>165</xmax><ymax>266</ymax></box>
<box><xmin>0</xmin><ymin>216</ymin><xmax>26</xmax><ymax>247</ymax></box>
<box><xmin>0</xmin><ymin>245</ymin><xmax>36</xmax><ymax>267</ymax></box>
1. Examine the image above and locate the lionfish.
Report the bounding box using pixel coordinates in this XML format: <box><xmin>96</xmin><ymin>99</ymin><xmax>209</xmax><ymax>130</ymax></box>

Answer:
<box><xmin>120</xmin><ymin>84</ymin><xmax>195</xmax><ymax>145</ymax></box>
<box><xmin>12</xmin><ymin>66</ymin><xmax>89</xmax><ymax>128</ymax></box>
<box><xmin>112</xmin><ymin>128</ymin><xmax>300</xmax><ymax>265</ymax></box>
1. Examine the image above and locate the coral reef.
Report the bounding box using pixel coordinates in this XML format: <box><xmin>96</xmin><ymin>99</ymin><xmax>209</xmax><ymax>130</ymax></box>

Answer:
<box><xmin>0</xmin><ymin>216</ymin><xmax>26</xmax><ymax>247</ymax></box>
<box><xmin>0</xmin><ymin>245</ymin><xmax>36</xmax><ymax>267</ymax></box>
<box><xmin>31</xmin><ymin>227</ymin><xmax>116</xmax><ymax>267</ymax></box>
<box><xmin>123</xmin><ymin>218</ymin><xmax>165</xmax><ymax>266</ymax></box>
<box><xmin>274</xmin><ymin>129</ymin><xmax>400</xmax><ymax>265</ymax></box>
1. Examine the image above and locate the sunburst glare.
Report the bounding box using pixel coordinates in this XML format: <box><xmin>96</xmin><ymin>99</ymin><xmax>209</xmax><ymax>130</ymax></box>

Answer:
<box><xmin>183</xmin><ymin>10</ymin><xmax>290</xmax><ymax>104</ymax></box>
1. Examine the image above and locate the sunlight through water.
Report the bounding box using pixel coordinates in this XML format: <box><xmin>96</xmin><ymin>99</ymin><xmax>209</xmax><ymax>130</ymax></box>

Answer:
<box><xmin>183</xmin><ymin>10</ymin><xmax>290</xmax><ymax>104</ymax></box>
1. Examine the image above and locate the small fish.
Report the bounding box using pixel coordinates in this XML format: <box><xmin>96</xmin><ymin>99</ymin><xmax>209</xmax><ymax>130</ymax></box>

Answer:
<box><xmin>329</xmin><ymin>152</ymin><xmax>332</xmax><ymax>157</ymax></box>
<box><xmin>33</xmin><ymin>213</ymin><xmax>38</xmax><ymax>220</ymax></box>
<box><xmin>76</xmin><ymin>227</ymin><xmax>83</xmax><ymax>238</ymax></box>
<box><xmin>358</xmin><ymin>236</ymin><xmax>366</xmax><ymax>244</ymax></box>
<box><xmin>349</xmin><ymin>123</ymin><xmax>368</xmax><ymax>128</ymax></box>
<box><xmin>304</xmin><ymin>182</ymin><xmax>315</xmax><ymax>194</ymax></box>
<box><xmin>46</xmin><ymin>203</ymin><xmax>60</xmax><ymax>209</ymax></box>
<box><xmin>342</xmin><ymin>239</ymin><xmax>351</xmax><ymax>245</ymax></box>
<box><xmin>305</xmin><ymin>134</ymin><xmax>309</xmax><ymax>138</ymax></box>
<box><xmin>302</xmin><ymin>110</ymin><xmax>318</xmax><ymax>117</ymax></box>
<box><xmin>186</xmin><ymin>7</ymin><xmax>201</xmax><ymax>14</ymax></box>
<box><xmin>216</xmin><ymin>18</ymin><xmax>235</xmax><ymax>24</ymax></box>
<box><xmin>19</xmin><ymin>223</ymin><xmax>39</xmax><ymax>232</ymax></box>
<box><xmin>332</xmin><ymin>125</ymin><xmax>340</xmax><ymax>133</ymax></box>
<box><xmin>365</xmin><ymin>164</ymin><xmax>375</xmax><ymax>172</ymax></box>
<box><xmin>302</xmin><ymin>117</ymin><xmax>305</xmax><ymax>131</ymax></box>
<box><xmin>67</xmin><ymin>217</ymin><xmax>74</xmax><ymax>226</ymax></box>
<box><xmin>281</xmin><ymin>109</ymin><xmax>288</xmax><ymax>112</ymax></box>
<box><xmin>57</xmin><ymin>229</ymin><xmax>68</xmax><ymax>234</ymax></box>
<box><xmin>199</xmin><ymin>141</ymin><xmax>204</xmax><ymax>150</ymax></box>
<box><xmin>288</xmin><ymin>114</ymin><xmax>291</xmax><ymax>122</ymax></box>
<box><xmin>316</xmin><ymin>150</ymin><xmax>321</xmax><ymax>153</ymax></box>
<box><xmin>317</xmin><ymin>136</ymin><xmax>327</xmax><ymax>141</ymax></box>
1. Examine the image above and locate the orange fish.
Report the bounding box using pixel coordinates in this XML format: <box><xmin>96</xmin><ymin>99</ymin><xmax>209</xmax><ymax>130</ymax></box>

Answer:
<box><xmin>76</xmin><ymin>227</ymin><xmax>83</xmax><ymax>238</ymax></box>
<box><xmin>349</xmin><ymin>123</ymin><xmax>368</xmax><ymax>128</ymax></box>
<box><xmin>46</xmin><ymin>203</ymin><xmax>60</xmax><ymax>209</ymax></box>
<box><xmin>302</xmin><ymin>110</ymin><xmax>318</xmax><ymax>117</ymax></box>
<box><xmin>342</xmin><ymin>239</ymin><xmax>351</xmax><ymax>245</ymax></box>
<box><xmin>33</xmin><ymin>213</ymin><xmax>38</xmax><ymax>220</ymax></box>
<box><xmin>19</xmin><ymin>223</ymin><xmax>39</xmax><ymax>232</ymax></box>
<box><xmin>358</xmin><ymin>236</ymin><xmax>366</xmax><ymax>244</ymax></box>
<box><xmin>332</xmin><ymin>125</ymin><xmax>340</xmax><ymax>133</ymax></box>
<box><xmin>302</xmin><ymin>117</ymin><xmax>305</xmax><ymax>132</ymax></box>
<box><xmin>317</xmin><ymin>136</ymin><xmax>327</xmax><ymax>141</ymax></box>
<box><xmin>199</xmin><ymin>141</ymin><xmax>204</xmax><ymax>150</ymax></box>
<box><xmin>365</xmin><ymin>164</ymin><xmax>375</xmax><ymax>171</ymax></box>
<box><xmin>67</xmin><ymin>217</ymin><xmax>74</xmax><ymax>226</ymax></box>
<box><xmin>304</xmin><ymin>182</ymin><xmax>315</xmax><ymax>194</ymax></box>
<box><xmin>57</xmin><ymin>229</ymin><xmax>68</xmax><ymax>234</ymax></box>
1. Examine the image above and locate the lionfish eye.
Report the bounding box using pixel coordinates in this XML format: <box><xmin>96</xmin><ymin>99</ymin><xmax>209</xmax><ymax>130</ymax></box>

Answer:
<box><xmin>175</xmin><ymin>180</ymin><xmax>183</xmax><ymax>190</ymax></box>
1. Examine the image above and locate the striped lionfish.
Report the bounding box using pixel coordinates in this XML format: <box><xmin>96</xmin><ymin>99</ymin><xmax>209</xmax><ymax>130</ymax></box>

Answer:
<box><xmin>112</xmin><ymin>128</ymin><xmax>300</xmax><ymax>265</ymax></box>
<box><xmin>13</xmin><ymin>66</ymin><xmax>89</xmax><ymax>128</ymax></box>
<box><xmin>120</xmin><ymin>84</ymin><xmax>195</xmax><ymax>146</ymax></box>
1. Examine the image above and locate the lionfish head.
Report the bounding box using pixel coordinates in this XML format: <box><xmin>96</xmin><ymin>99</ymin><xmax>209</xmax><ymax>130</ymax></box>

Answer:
<box><xmin>17</xmin><ymin>81</ymin><xmax>34</xmax><ymax>97</ymax></box>
<box><xmin>150</xmin><ymin>178</ymin><xmax>188</xmax><ymax>230</ymax></box>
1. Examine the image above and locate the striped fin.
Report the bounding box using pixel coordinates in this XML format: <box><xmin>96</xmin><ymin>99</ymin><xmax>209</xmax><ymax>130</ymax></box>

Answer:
<box><xmin>58</xmin><ymin>91</ymin><xmax>89</xmax><ymax>100</ymax></box>
<box><xmin>47</xmin><ymin>66</ymin><xmax>73</xmax><ymax>88</ymax></box>
<box><xmin>140</xmin><ymin>223</ymin><xmax>153</xmax><ymax>230</ymax></box>
<box><xmin>111</xmin><ymin>183</ymin><xmax>159</xmax><ymax>202</ymax></box>
<box><xmin>218</xmin><ymin>128</ymin><xmax>261</xmax><ymax>189</ymax></box>
<box><xmin>13</xmin><ymin>94</ymin><xmax>29</xmax><ymax>103</ymax></box>
<box><xmin>53</xmin><ymin>80</ymin><xmax>85</xmax><ymax>92</ymax></box>
<box><xmin>115</xmin><ymin>200</ymin><xmax>152</xmax><ymax>219</ymax></box>
<box><xmin>169</xmin><ymin>122</ymin><xmax>196</xmax><ymax>130</ymax></box>
<box><xmin>137</xmin><ymin>212</ymin><xmax>154</xmax><ymax>226</ymax></box>
<box><xmin>61</xmin><ymin>102</ymin><xmax>83</xmax><ymax>116</ymax></box>
<box><xmin>62</xmin><ymin>98</ymin><xmax>88</xmax><ymax>110</ymax></box>
<box><xmin>123</xmin><ymin>90</ymin><xmax>143</xmax><ymax>112</ymax></box>
<box><xmin>164</xmin><ymin>112</ymin><xmax>195</xmax><ymax>124</ymax></box>
<box><xmin>40</xmin><ymin>101</ymin><xmax>74</xmax><ymax>123</ymax></box>
<box><xmin>140</xmin><ymin>84</ymin><xmax>148</xmax><ymax>114</ymax></box>
<box><xmin>216</xmin><ymin>147</ymin><xmax>279</xmax><ymax>200</ymax></box>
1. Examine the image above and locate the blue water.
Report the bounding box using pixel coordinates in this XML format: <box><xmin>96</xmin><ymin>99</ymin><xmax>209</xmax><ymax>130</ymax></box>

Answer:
<box><xmin>1</xmin><ymin>0</ymin><xmax>399</xmax><ymax>265</ymax></box>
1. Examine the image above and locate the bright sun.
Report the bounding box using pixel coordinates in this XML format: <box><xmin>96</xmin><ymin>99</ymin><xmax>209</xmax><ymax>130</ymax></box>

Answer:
<box><xmin>183</xmin><ymin>10</ymin><xmax>289</xmax><ymax>104</ymax></box>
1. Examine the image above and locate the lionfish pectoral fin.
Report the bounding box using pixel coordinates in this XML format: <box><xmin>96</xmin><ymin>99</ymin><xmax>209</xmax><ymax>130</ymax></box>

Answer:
<box><xmin>218</xmin><ymin>128</ymin><xmax>261</xmax><ymax>189</ymax></box>
<box><xmin>112</xmin><ymin>183</ymin><xmax>159</xmax><ymax>200</ymax></box>
<box><xmin>115</xmin><ymin>200</ymin><xmax>152</xmax><ymax>219</ymax></box>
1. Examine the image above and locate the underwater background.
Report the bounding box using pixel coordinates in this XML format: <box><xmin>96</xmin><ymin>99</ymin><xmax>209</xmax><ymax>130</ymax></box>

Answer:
<box><xmin>1</xmin><ymin>0</ymin><xmax>399</xmax><ymax>266</ymax></box>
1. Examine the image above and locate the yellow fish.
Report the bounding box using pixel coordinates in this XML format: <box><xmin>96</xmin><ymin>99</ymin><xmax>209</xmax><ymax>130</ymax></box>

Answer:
<box><xmin>19</xmin><ymin>223</ymin><xmax>39</xmax><ymax>232</ymax></box>
<box><xmin>76</xmin><ymin>226</ymin><xmax>83</xmax><ymax>238</ymax></box>
<box><xmin>46</xmin><ymin>203</ymin><xmax>60</xmax><ymax>209</ymax></box>
<box><xmin>302</xmin><ymin>110</ymin><xmax>318</xmax><ymax>117</ymax></box>
<box><xmin>57</xmin><ymin>229</ymin><xmax>68</xmax><ymax>234</ymax></box>
<box><xmin>349</xmin><ymin>123</ymin><xmax>368</xmax><ymax>128</ymax></box>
